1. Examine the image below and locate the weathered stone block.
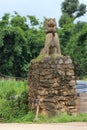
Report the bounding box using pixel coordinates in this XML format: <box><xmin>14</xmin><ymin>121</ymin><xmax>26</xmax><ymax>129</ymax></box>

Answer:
<box><xmin>28</xmin><ymin>55</ymin><xmax>78</xmax><ymax>117</ymax></box>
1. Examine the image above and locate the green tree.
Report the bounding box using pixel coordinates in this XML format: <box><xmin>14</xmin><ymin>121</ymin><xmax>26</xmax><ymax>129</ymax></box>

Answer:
<box><xmin>0</xmin><ymin>26</ymin><xmax>27</xmax><ymax>77</ymax></box>
<box><xmin>59</xmin><ymin>0</ymin><xmax>86</xmax><ymax>27</ymax></box>
<box><xmin>25</xmin><ymin>28</ymin><xmax>45</xmax><ymax>60</ymax></box>
<box><xmin>58</xmin><ymin>0</ymin><xmax>87</xmax><ymax>77</ymax></box>
<box><xmin>65</xmin><ymin>22</ymin><xmax>87</xmax><ymax>77</ymax></box>
<box><xmin>11</xmin><ymin>12</ymin><xmax>29</xmax><ymax>31</ymax></box>
<box><xmin>27</xmin><ymin>15</ymin><xmax>39</xmax><ymax>27</ymax></box>
<box><xmin>0</xmin><ymin>13</ymin><xmax>10</xmax><ymax>28</ymax></box>
<box><xmin>0</xmin><ymin>13</ymin><xmax>45</xmax><ymax>78</ymax></box>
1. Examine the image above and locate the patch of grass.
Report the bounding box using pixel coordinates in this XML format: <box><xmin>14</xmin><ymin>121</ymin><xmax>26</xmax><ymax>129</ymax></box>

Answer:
<box><xmin>0</xmin><ymin>79</ymin><xmax>28</xmax><ymax>122</ymax></box>
<box><xmin>34</xmin><ymin>113</ymin><xmax>87</xmax><ymax>123</ymax></box>
<box><xmin>9</xmin><ymin>111</ymin><xmax>35</xmax><ymax>123</ymax></box>
<box><xmin>0</xmin><ymin>79</ymin><xmax>28</xmax><ymax>98</ymax></box>
<box><xmin>50</xmin><ymin>113</ymin><xmax>87</xmax><ymax>123</ymax></box>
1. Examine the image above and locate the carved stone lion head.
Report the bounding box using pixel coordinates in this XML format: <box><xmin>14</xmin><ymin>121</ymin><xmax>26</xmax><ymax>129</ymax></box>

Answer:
<box><xmin>44</xmin><ymin>18</ymin><xmax>57</xmax><ymax>33</ymax></box>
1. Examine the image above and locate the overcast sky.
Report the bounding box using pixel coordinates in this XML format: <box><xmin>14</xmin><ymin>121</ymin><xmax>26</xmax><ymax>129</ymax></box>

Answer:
<box><xmin>0</xmin><ymin>0</ymin><xmax>87</xmax><ymax>23</ymax></box>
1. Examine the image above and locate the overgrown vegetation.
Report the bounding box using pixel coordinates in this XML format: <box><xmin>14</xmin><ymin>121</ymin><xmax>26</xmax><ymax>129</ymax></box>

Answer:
<box><xmin>0</xmin><ymin>79</ymin><xmax>29</xmax><ymax>122</ymax></box>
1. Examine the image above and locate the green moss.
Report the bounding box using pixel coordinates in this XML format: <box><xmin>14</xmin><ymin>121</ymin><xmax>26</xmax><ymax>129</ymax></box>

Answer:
<box><xmin>30</xmin><ymin>54</ymin><xmax>64</xmax><ymax>65</ymax></box>
<box><xmin>31</xmin><ymin>54</ymin><xmax>45</xmax><ymax>63</ymax></box>
<box><xmin>50</xmin><ymin>54</ymin><xmax>63</xmax><ymax>59</ymax></box>
<box><xmin>35</xmin><ymin>55</ymin><xmax>45</xmax><ymax>62</ymax></box>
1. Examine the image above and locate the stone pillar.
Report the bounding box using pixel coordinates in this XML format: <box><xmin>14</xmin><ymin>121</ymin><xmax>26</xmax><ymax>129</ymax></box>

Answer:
<box><xmin>28</xmin><ymin>55</ymin><xmax>77</xmax><ymax>116</ymax></box>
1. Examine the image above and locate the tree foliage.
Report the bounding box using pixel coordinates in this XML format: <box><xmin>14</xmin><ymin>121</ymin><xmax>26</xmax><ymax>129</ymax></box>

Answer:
<box><xmin>65</xmin><ymin>22</ymin><xmax>87</xmax><ymax>76</ymax></box>
<box><xmin>59</xmin><ymin>0</ymin><xmax>87</xmax><ymax>77</ymax></box>
<box><xmin>0</xmin><ymin>13</ymin><xmax>45</xmax><ymax>78</ymax></box>
<box><xmin>59</xmin><ymin>0</ymin><xmax>86</xmax><ymax>27</ymax></box>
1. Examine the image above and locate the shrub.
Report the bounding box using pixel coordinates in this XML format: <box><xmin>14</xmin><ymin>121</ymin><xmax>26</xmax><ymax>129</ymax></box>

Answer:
<box><xmin>0</xmin><ymin>79</ymin><xmax>29</xmax><ymax>122</ymax></box>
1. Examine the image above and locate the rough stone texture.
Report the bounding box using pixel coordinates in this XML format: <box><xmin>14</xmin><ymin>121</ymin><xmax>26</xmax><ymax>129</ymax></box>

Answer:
<box><xmin>28</xmin><ymin>55</ymin><xmax>78</xmax><ymax>116</ymax></box>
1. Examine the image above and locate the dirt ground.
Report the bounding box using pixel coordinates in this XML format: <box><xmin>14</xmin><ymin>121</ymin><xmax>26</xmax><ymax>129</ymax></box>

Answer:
<box><xmin>0</xmin><ymin>122</ymin><xmax>87</xmax><ymax>130</ymax></box>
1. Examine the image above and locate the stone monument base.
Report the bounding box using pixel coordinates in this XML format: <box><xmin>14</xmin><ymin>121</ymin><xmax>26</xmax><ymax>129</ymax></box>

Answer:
<box><xmin>28</xmin><ymin>55</ymin><xmax>77</xmax><ymax>117</ymax></box>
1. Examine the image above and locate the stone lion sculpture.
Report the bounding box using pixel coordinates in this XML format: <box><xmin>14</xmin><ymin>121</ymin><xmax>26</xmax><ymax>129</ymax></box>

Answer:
<box><xmin>40</xmin><ymin>18</ymin><xmax>61</xmax><ymax>55</ymax></box>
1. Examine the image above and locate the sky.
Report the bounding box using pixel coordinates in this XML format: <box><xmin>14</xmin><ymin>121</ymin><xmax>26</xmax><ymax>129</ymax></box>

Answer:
<box><xmin>0</xmin><ymin>0</ymin><xmax>87</xmax><ymax>23</ymax></box>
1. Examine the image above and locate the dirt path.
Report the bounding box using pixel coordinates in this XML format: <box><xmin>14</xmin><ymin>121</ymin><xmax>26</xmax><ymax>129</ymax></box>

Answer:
<box><xmin>0</xmin><ymin>123</ymin><xmax>87</xmax><ymax>130</ymax></box>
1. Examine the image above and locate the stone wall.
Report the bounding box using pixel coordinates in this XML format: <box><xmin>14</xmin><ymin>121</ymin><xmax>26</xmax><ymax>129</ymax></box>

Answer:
<box><xmin>28</xmin><ymin>55</ymin><xmax>78</xmax><ymax>116</ymax></box>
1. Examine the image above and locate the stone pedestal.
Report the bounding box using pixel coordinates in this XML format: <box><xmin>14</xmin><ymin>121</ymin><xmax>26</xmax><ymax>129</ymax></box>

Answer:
<box><xmin>28</xmin><ymin>55</ymin><xmax>77</xmax><ymax>116</ymax></box>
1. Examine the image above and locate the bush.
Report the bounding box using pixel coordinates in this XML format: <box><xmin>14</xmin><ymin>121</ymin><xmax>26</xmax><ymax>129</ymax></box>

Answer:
<box><xmin>0</xmin><ymin>79</ymin><xmax>29</xmax><ymax>122</ymax></box>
